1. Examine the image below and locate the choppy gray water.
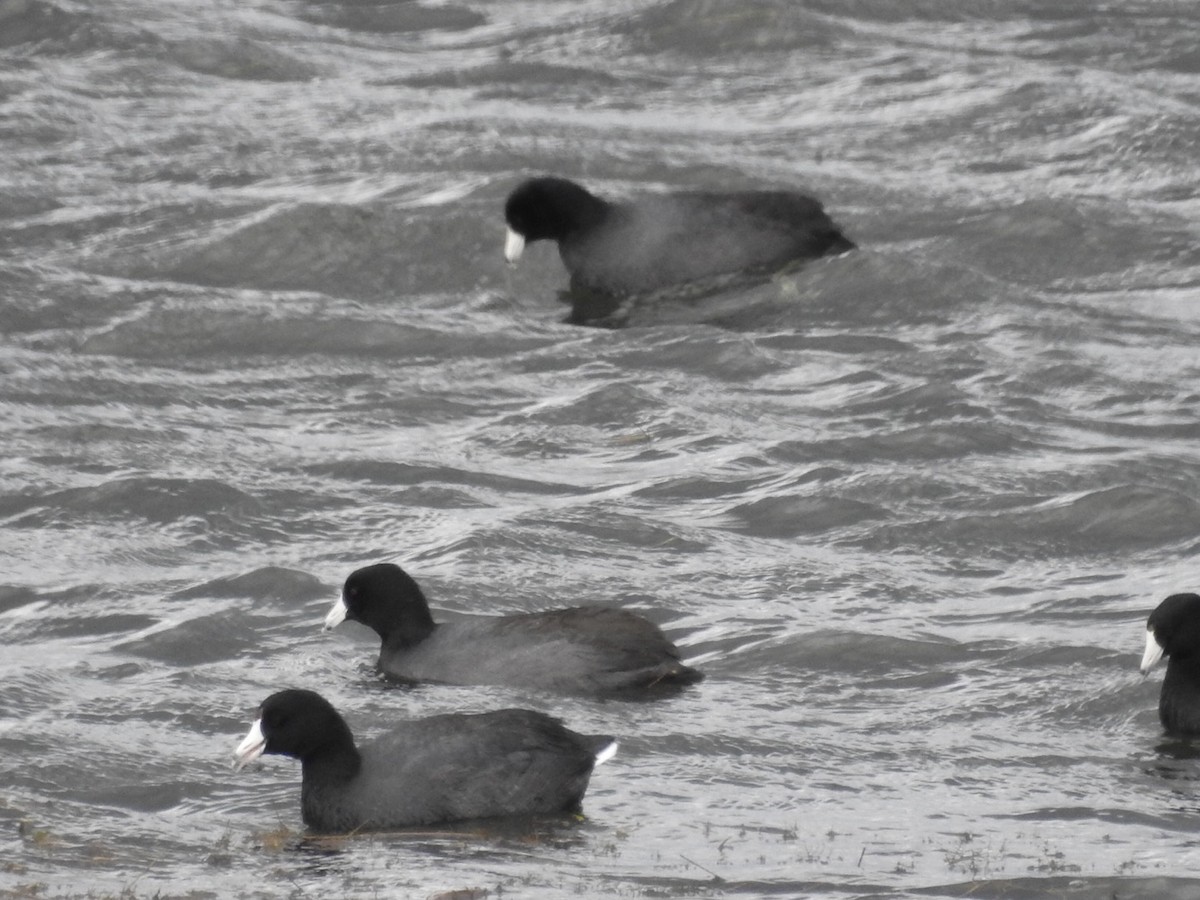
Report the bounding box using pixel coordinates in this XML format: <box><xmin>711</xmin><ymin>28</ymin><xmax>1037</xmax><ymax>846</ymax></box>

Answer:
<box><xmin>3</xmin><ymin>0</ymin><xmax>1200</xmax><ymax>897</ymax></box>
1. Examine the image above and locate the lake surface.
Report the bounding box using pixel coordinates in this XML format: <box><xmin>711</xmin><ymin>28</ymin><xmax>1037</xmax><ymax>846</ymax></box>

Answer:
<box><xmin>3</xmin><ymin>1</ymin><xmax>1200</xmax><ymax>897</ymax></box>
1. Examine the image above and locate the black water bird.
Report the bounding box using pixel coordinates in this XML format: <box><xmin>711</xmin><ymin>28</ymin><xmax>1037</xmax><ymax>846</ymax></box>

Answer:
<box><xmin>324</xmin><ymin>562</ymin><xmax>702</xmax><ymax>696</ymax></box>
<box><xmin>503</xmin><ymin>175</ymin><xmax>854</xmax><ymax>322</ymax></box>
<box><xmin>233</xmin><ymin>688</ymin><xmax>616</xmax><ymax>832</ymax></box>
<box><xmin>1141</xmin><ymin>592</ymin><xmax>1200</xmax><ymax>736</ymax></box>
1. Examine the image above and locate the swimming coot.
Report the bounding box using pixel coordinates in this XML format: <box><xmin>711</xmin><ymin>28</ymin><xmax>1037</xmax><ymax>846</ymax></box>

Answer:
<box><xmin>1142</xmin><ymin>592</ymin><xmax>1200</xmax><ymax>736</ymax></box>
<box><xmin>503</xmin><ymin>176</ymin><xmax>854</xmax><ymax>321</ymax></box>
<box><xmin>324</xmin><ymin>562</ymin><xmax>702</xmax><ymax>695</ymax></box>
<box><xmin>233</xmin><ymin>689</ymin><xmax>616</xmax><ymax>832</ymax></box>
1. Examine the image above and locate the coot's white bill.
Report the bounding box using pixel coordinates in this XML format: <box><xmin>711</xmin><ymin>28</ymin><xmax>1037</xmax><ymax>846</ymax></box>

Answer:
<box><xmin>234</xmin><ymin>719</ymin><xmax>266</xmax><ymax>770</ymax></box>
<box><xmin>1141</xmin><ymin>628</ymin><xmax>1165</xmax><ymax>674</ymax></box>
<box><xmin>504</xmin><ymin>227</ymin><xmax>525</xmax><ymax>263</ymax></box>
<box><xmin>324</xmin><ymin>596</ymin><xmax>348</xmax><ymax>631</ymax></box>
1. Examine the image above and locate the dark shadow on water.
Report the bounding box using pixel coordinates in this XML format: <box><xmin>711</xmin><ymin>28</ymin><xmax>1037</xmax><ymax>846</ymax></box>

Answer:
<box><xmin>550</xmin><ymin>248</ymin><xmax>977</xmax><ymax>332</ymax></box>
<box><xmin>363</xmin><ymin>664</ymin><xmax>705</xmax><ymax>703</ymax></box>
<box><xmin>1137</xmin><ymin>738</ymin><xmax>1200</xmax><ymax>816</ymax></box>
<box><xmin>1144</xmin><ymin>735</ymin><xmax>1200</xmax><ymax>801</ymax></box>
<box><xmin>910</xmin><ymin>875</ymin><xmax>1200</xmax><ymax>899</ymax></box>
<box><xmin>556</xmin><ymin>265</ymin><xmax>810</xmax><ymax>329</ymax></box>
<box><xmin>1152</xmin><ymin>736</ymin><xmax>1200</xmax><ymax>764</ymax></box>
<box><xmin>282</xmin><ymin>811</ymin><xmax>594</xmax><ymax>872</ymax></box>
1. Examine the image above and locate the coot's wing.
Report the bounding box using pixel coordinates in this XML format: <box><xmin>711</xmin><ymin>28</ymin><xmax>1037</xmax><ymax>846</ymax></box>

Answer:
<box><xmin>355</xmin><ymin>710</ymin><xmax>604</xmax><ymax>825</ymax></box>
<box><xmin>380</xmin><ymin>608</ymin><xmax>699</xmax><ymax>693</ymax></box>
<box><xmin>499</xmin><ymin>607</ymin><xmax>701</xmax><ymax>692</ymax></box>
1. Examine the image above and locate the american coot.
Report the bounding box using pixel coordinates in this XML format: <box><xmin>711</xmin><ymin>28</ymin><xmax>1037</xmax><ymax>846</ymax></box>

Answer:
<box><xmin>1142</xmin><ymin>593</ymin><xmax>1200</xmax><ymax>736</ymax></box>
<box><xmin>324</xmin><ymin>563</ymin><xmax>703</xmax><ymax>696</ymax></box>
<box><xmin>503</xmin><ymin>176</ymin><xmax>854</xmax><ymax>321</ymax></box>
<box><xmin>233</xmin><ymin>689</ymin><xmax>616</xmax><ymax>832</ymax></box>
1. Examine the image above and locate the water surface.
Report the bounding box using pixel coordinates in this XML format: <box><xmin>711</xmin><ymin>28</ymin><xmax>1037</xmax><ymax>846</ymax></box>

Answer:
<box><xmin>2</xmin><ymin>1</ymin><xmax>1200</xmax><ymax>897</ymax></box>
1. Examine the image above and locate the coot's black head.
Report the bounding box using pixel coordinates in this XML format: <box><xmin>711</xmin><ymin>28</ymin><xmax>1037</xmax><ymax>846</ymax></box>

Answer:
<box><xmin>503</xmin><ymin>177</ymin><xmax>609</xmax><ymax>259</ymax></box>
<box><xmin>1142</xmin><ymin>593</ymin><xmax>1200</xmax><ymax>674</ymax></box>
<box><xmin>234</xmin><ymin>689</ymin><xmax>354</xmax><ymax>767</ymax></box>
<box><xmin>324</xmin><ymin>562</ymin><xmax>436</xmax><ymax>646</ymax></box>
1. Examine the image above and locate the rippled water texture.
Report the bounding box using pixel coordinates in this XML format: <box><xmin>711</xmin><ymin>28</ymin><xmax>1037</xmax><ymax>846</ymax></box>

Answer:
<box><xmin>3</xmin><ymin>0</ymin><xmax>1200</xmax><ymax>897</ymax></box>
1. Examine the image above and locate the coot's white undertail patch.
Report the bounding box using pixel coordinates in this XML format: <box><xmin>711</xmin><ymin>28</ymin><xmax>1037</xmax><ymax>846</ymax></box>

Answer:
<box><xmin>594</xmin><ymin>739</ymin><xmax>618</xmax><ymax>767</ymax></box>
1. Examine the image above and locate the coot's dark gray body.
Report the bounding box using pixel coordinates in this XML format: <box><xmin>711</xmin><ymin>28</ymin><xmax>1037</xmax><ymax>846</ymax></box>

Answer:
<box><xmin>234</xmin><ymin>689</ymin><xmax>616</xmax><ymax>833</ymax></box>
<box><xmin>503</xmin><ymin>176</ymin><xmax>854</xmax><ymax>322</ymax></box>
<box><xmin>325</xmin><ymin>563</ymin><xmax>702</xmax><ymax>695</ymax></box>
<box><xmin>379</xmin><ymin>605</ymin><xmax>698</xmax><ymax>693</ymax></box>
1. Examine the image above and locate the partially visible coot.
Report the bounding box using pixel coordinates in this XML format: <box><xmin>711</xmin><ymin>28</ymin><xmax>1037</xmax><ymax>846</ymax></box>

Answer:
<box><xmin>324</xmin><ymin>563</ymin><xmax>702</xmax><ymax>696</ymax></box>
<box><xmin>503</xmin><ymin>175</ymin><xmax>854</xmax><ymax>323</ymax></box>
<box><xmin>233</xmin><ymin>689</ymin><xmax>616</xmax><ymax>832</ymax></box>
<box><xmin>1142</xmin><ymin>592</ymin><xmax>1200</xmax><ymax>736</ymax></box>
